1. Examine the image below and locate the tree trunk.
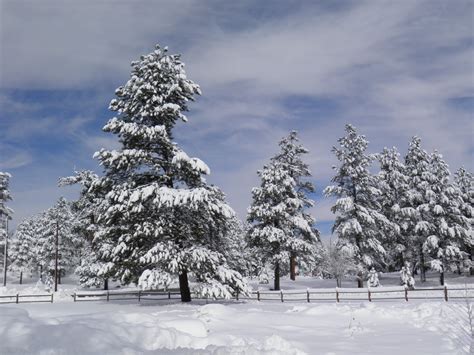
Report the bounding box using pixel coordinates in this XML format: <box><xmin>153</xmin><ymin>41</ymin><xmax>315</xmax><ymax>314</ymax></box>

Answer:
<box><xmin>290</xmin><ymin>254</ymin><xmax>296</xmax><ymax>281</ymax></box>
<box><xmin>357</xmin><ymin>272</ymin><xmax>363</xmax><ymax>288</ymax></box>
<box><xmin>274</xmin><ymin>262</ymin><xmax>280</xmax><ymax>291</ymax></box>
<box><xmin>40</xmin><ymin>265</ymin><xmax>43</xmax><ymax>281</ymax></box>
<box><xmin>471</xmin><ymin>247</ymin><xmax>474</xmax><ymax>276</ymax></box>
<box><xmin>19</xmin><ymin>271</ymin><xmax>23</xmax><ymax>285</ymax></box>
<box><xmin>179</xmin><ymin>270</ymin><xmax>191</xmax><ymax>302</ymax></box>
<box><xmin>103</xmin><ymin>278</ymin><xmax>109</xmax><ymax>291</ymax></box>
<box><xmin>58</xmin><ymin>272</ymin><xmax>61</xmax><ymax>285</ymax></box>
<box><xmin>419</xmin><ymin>249</ymin><xmax>426</xmax><ymax>282</ymax></box>
<box><xmin>336</xmin><ymin>278</ymin><xmax>341</xmax><ymax>287</ymax></box>
<box><xmin>440</xmin><ymin>270</ymin><xmax>444</xmax><ymax>286</ymax></box>
<box><xmin>456</xmin><ymin>262</ymin><xmax>462</xmax><ymax>275</ymax></box>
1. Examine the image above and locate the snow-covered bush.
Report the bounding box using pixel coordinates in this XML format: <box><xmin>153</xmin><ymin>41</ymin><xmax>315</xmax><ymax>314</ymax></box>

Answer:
<box><xmin>400</xmin><ymin>265</ymin><xmax>415</xmax><ymax>289</ymax></box>
<box><xmin>367</xmin><ymin>267</ymin><xmax>380</xmax><ymax>287</ymax></box>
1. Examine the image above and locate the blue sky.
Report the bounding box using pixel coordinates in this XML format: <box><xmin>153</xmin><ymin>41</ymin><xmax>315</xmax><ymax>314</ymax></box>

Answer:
<box><xmin>0</xmin><ymin>0</ymin><xmax>473</xmax><ymax>239</ymax></box>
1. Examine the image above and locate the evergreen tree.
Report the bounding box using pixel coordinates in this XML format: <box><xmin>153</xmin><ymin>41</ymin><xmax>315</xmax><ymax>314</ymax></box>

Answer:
<box><xmin>421</xmin><ymin>152</ymin><xmax>471</xmax><ymax>285</ymax></box>
<box><xmin>324</xmin><ymin>124</ymin><xmax>390</xmax><ymax>287</ymax></box>
<box><xmin>60</xmin><ymin>171</ymin><xmax>109</xmax><ymax>289</ymax></box>
<box><xmin>454</xmin><ymin>167</ymin><xmax>474</xmax><ymax>274</ymax></box>
<box><xmin>9</xmin><ymin>218</ymin><xmax>37</xmax><ymax>283</ymax></box>
<box><xmin>90</xmin><ymin>45</ymin><xmax>247</xmax><ymax>301</ymax></box>
<box><xmin>248</xmin><ymin>132</ymin><xmax>320</xmax><ymax>291</ymax></box>
<box><xmin>404</xmin><ymin>136</ymin><xmax>433</xmax><ymax>282</ymax></box>
<box><xmin>272</xmin><ymin>131</ymin><xmax>321</xmax><ymax>280</ymax></box>
<box><xmin>377</xmin><ymin>147</ymin><xmax>411</xmax><ymax>270</ymax></box>
<box><xmin>0</xmin><ymin>172</ymin><xmax>13</xmax><ymax>283</ymax></box>
<box><xmin>38</xmin><ymin>198</ymin><xmax>79</xmax><ymax>284</ymax></box>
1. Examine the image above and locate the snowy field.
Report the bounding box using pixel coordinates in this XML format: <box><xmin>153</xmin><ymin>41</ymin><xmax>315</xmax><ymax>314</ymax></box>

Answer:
<box><xmin>0</xmin><ymin>273</ymin><xmax>473</xmax><ymax>354</ymax></box>
<box><xmin>0</xmin><ymin>300</ymin><xmax>471</xmax><ymax>354</ymax></box>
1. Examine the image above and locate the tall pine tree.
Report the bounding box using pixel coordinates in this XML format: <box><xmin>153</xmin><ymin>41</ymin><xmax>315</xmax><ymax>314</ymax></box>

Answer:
<box><xmin>9</xmin><ymin>218</ymin><xmax>37</xmax><ymax>284</ymax></box>
<box><xmin>248</xmin><ymin>131</ymin><xmax>320</xmax><ymax>290</ymax></box>
<box><xmin>404</xmin><ymin>136</ymin><xmax>432</xmax><ymax>282</ymax></box>
<box><xmin>454</xmin><ymin>167</ymin><xmax>474</xmax><ymax>274</ymax></box>
<box><xmin>0</xmin><ymin>172</ymin><xmax>13</xmax><ymax>283</ymax></box>
<box><xmin>422</xmin><ymin>152</ymin><xmax>471</xmax><ymax>285</ymax></box>
<box><xmin>325</xmin><ymin>124</ymin><xmax>390</xmax><ymax>287</ymax></box>
<box><xmin>90</xmin><ymin>45</ymin><xmax>247</xmax><ymax>301</ymax></box>
<box><xmin>377</xmin><ymin>147</ymin><xmax>411</xmax><ymax>270</ymax></box>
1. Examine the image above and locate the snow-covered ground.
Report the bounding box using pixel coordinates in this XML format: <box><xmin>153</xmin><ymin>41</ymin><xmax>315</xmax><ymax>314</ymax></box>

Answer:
<box><xmin>0</xmin><ymin>300</ymin><xmax>471</xmax><ymax>354</ymax></box>
<box><xmin>1</xmin><ymin>272</ymin><xmax>473</xmax><ymax>354</ymax></box>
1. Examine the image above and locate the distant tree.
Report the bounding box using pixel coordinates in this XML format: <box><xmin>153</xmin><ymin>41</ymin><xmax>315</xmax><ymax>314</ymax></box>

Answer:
<box><xmin>248</xmin><ymin>132</ymin><xmax>320</xmax><ymax>291</ymax></box>
<box><xmin>321</xmin><ymin>241</ymin><xmax>357</xmax><ymax>287</ymax></box>
<box><xmin>60</xmin><ymin>171</ymin><xmax>109</xmax><ymax>289</ymax></box>
<box><xmin>421</xmin><ymin>152</ymin><xmax>471</xmax><ymax>285</ymax></box>
<box><xmin>271</xmin><ymin>131</ymin><xmax>322</xmax><ymax>280</ymax></box>
<box><xmin>454</xmin><ymin>167</ymin><xmax>474</xmax><ymax>275</ymax></box>
<box><xmin>325</xmin><ymin>124</ymin><xmax>390</xmax><ymax>287</ymax></box>
<box><xmin>90</xmin><ymin>45</ymin><xmax>247</xmax><ymax>301</ymax></box>
<box><xmin>9</xmin><ymin>218</ymin><xmax>37</xmax><ymax>284</ymax></box>
<box><xmin>0</xmin><ymin>172</ymin><xmax>13</xmax><ymax>284</ymax></box>
<box><xmin>404</xmin><ymin>136</ymin><xmax>432</xmax><ymax>282</ymax></box>
<box><xmin>377</xmin><ymin>147</ymin><xmax>411</xmax><ymax>271</ymax></box>
<box><xmin>37</xmin><ymin>197</ymin><xmax>79</xmax><ymax>284</ymax></box>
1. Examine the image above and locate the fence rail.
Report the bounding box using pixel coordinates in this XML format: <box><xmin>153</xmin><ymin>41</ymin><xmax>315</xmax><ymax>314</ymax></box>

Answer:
<box><xmin>1</xmin><ymin>285</ymin><xmax>473</xmax><ymax>305</ymax></box>
<box><xmin>0</xmin><ymin>293</ymin><xmax>53</xmax><ymax>304</ymax></box>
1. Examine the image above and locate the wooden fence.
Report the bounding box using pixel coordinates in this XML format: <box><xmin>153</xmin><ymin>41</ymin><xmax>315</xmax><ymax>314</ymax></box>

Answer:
<box><xmin>0</xmin><ymin>293</ymin><xmax>53</xmax><ymax>304</ymax></box>
<box><xmin>1</xmin><ymin>286</ymin><xmax>473</xmax><ymax>305</ymax></box>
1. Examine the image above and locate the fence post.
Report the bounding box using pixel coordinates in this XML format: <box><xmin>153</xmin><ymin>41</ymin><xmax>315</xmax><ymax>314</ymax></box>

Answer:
<box><xmin>307</xmin><ymin>289</ymin><xmax>310</xmax><ymax>303</ymax></box>
<box><xmin>107</xmin><ymin>291</ymin><xmax>110</xmax><ymax>302</ymax></box>
<box><xmin>138</xmin><ymin>290</ymin><xmax>141</xmax><ymax>302</ymax></box>
<box><xmin>16</xmin><ymin>293</ymin><xmax>19</xmax><ymax>304</ymax></box>
<box><xmin>280</xmin><ymin>291</ymin><xmax>284</xmax><ymax>302</ymax></box>
<box><xmin>336</xmin><ymin>288</ymin><xmax>339</xmax><ymax>303</ymax></box>
<box><xmin>257</xmin><ymin>291</ymin><xmax>260</xmax><ymax>301</ymax></box>
<box><xmin>168</xmin><ymin>291</ymin><xmax>171</xmax><ymax>299</ymax></box>
<box><xmin>51</xmin><ymin>294</ymin><xmax>54</xmax><ymax>303</ymax></box>
<box><xmin>444</xmin><ymin>286</ymin><xmax>448</xmax><ymax>302</ymax></box>
<box><xmin>404</xmin><ymin>288</ymin><xmax>408</xmax><ymax>302</ymax></box>
<box><xmin>368</xmin><ymin>289</ymin><xmax>371</xmax><ymax>302</ymax></box>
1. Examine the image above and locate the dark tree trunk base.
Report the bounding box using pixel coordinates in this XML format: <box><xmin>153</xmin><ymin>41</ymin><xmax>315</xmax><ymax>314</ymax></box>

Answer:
<box><xmin>290</xmin><ymin>255</ymin><xmax>296</xmax><ymax>281</ymax></box>
<box><xmin>104</xmin><ymin>278</ymin><xmax>109</xmax><ymax>291</ymax></box>
<box><xmin>179</xmin><ymin>270</ymin><xmax>191</xmax><ymax>302</ymax></box>
<box><xmin>274</xmin><ymin>263</ymin><xmax>280</xmax><ymax>291</ymax></box>
<box><xmin>19</xmin><ymin>271</ymin><xmax>23</xmax><ymax>285</ymax></box>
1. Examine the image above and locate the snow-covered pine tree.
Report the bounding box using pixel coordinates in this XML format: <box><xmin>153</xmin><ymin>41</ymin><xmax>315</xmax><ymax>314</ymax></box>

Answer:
<box><xmin>9</xmin><ymin>217</ymin><xmax>37</xmax><ymax>284</ymax></box>
<box><xmin>0</xmin><ymin>172</ymin><xmax>13</xmax><ymax>284</ymax></box>
<box><xmin>404</xmin><ymin>136</ymin><xmax>433</xmax><ymax>282</ymax></box>
<box><xmin>454</xmin><ymin>167</ymin><xmax>474</xmax><ymax>274</ymax></box>
<box><xmin>91</xmin><ymin>45</ymin><xmax>247</xmax><ymax>302</ymax></box>
<box><xmin>248</xmin><ymin>132</ymin><xmax>320</xmax><ymax>290</ymax></box>
<box><xmin>38</xmin><ymin>197</ymin><xmax>79</xmax><ymax>286</ymax></box>
<box><xmin>377</xmin><ymin>147</ymin><xmax>411</xmax><ymax>270</ymax></box>
<box><xmin>60</xmin><ymin>171</ymin><xmax>109</xmax><ymax>289</ymax></box>
<box><xmin>421</xmin><ymin>152</ymin><xmax>471</xmax><ymax>285</ymax></box>
<box><xmin>324</xmin><ymin>124</ymin><xmax>390</xmax><ymax>287</ymax></box>
<box><xmin>272</xmin><ymin>131</ymin><xmax>322</xmax><ymax>280</ymax></box>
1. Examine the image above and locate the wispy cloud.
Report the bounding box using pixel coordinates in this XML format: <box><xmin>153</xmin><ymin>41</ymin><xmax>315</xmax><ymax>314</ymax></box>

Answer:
<box><xmin>0</xmin><ymin>0</ymin><xmax>472</xmax><ymax>229</ymax></box>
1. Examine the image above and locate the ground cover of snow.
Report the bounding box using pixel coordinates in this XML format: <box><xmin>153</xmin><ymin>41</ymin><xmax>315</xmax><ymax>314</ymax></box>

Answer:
<box><xmin>1</xmin><ymin>272</ymin><xmax>473</xmax><ymax>354</ymax></box>
<box><xmin>0</xmin><ymin>299</ymin><xmax>471</xmax><ymax>354</ymax></box>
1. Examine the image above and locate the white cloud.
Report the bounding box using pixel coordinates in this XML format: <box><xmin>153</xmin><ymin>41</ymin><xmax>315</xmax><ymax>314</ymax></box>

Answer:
<box><xmin>0</xmin><ymin>0</ymin><xmax>472</xmax><ymax>225</ymax></box>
